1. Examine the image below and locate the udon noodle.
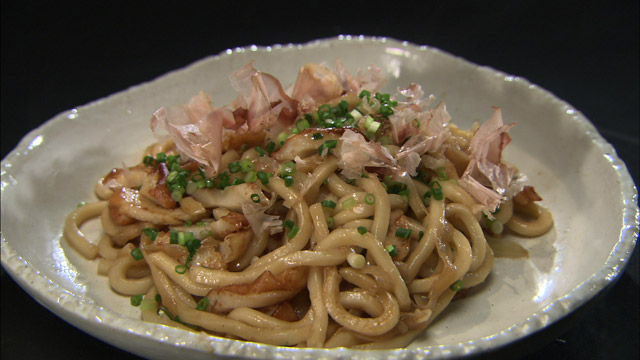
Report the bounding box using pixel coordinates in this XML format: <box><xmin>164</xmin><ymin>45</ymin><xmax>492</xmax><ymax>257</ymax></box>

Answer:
<box><xmin>64</xmin><ymin>61</ymin><xmax>553</xmax><ymax>348</ymax></box>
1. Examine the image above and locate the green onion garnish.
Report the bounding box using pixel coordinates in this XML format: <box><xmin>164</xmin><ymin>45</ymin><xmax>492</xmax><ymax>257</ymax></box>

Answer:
<box><xmin>284</xmin><ymin>175</ymin><xmax>294</xmax><ymax>187</ymax></box>
<box><xmin>196</xmin><ymin>297</ymin><xmax>209</xmax><ymax>311</ymax></box>
<box><xmin>257</xmin><ymin>171</ymin><xmax>270</xmax><ymax>185</ymax></box>
<box><xmin>130</xmin><ymin>294</ymin><xmax>143</xmax><ymax>306</ymax></box>
<box><xmin>228</xmin><ymin>161</ymin><xmax>242</xmax><ymax>173</ymax></box>
<box><xmin>155</xmin><ymin>294</ymin><xmax>162</xmax><ymax>303</ymax></box>
<box><xmin>296</xmin><ymin>118</ymin><xmax>310</xmax><ymax>131</ymax></box>
<box><xmin>143</xmin><ymin>155</ymin><xmax>155</xmax><ymax>166</ymax></box>
<box><xmin>395</xmin><ymin>228</ymin><xmax>412</xmax><ymax>239</ymax></box>
<box><xmin>312</xmin><ymin>132</ymin><xmax>323</xmax><ymax>140</ymax></box>
<box><xmin>131</xmin><ymin>248</ymin><xmax>144</xmax><ymax>261</ymax></box>
<box><xmin>364</xmin><ymin>193</ymin><xmax>375</xmax><ymax>205</ymax></box>
<box><xmin>239</xmin><ymin>159</ymin><xmax>254</xmax><ymax>173</ymax></box>
<box><xmin>287</xmin><ymin>225</ymin><xmax>299</xmax><ymax>239</ymax></box>
<box><xmin>284</xmin><ymin>219</ymin><xmax>295</xmax><ymax>229</ymax></box>
<box><xmin>317</xmin><ymin>140</ymin><xmax>338</xmax><ymax>156</ymax></box>
<box><xmin>385</xmin><ymin>244</ymin><xmax>398</xmax><ymax>257</ymax></box>
<box><xmin>280</xmin><ymin>161</ymin><xmax>296</xmax><ymax>177</ymax></box>
<box><xmin>143</xmin><ymin>227</ymin><xmax>158</xmax><ymax>241</ymax></box>
<box><xmin>436</xmin><ymin>166</ymin><xmax>448</xmax><ymax>181</ymax></box>
<box><xmin>175</xmin><ymin>265</ymin><xmax>187</xmax><ymax>274</ymax></box>
<box><xmin>156</xmin><ymin>152</ymin><xmax>167</xmax><ymax>162</ymax></box>
<box><xmin>342</xmin><ymin>198</ymin><xmax>356</xmax><ymax>210</ymax></box>
<box><xmin>250</xmin><ymin>193</ymin><xmax>260</xmax><ymax>203</ymax></box>
<box><xmin>170</xmin><ymin>231</ymin><xmax>178</xmax><ymax>244</ymax></box>
<box><xmin>419</xmin><ymin>230</ymin><xmax>425</xmax><ymax>241</ymax></box>
<box><xmin>327</xmin><ymin>217</ymin><xmax>335</xmax><ymax>229</ymax></box>
<box><xmin>359</xmin><ymin>89</ymin><xmax>371</xmax><ymax>99</ymax></box>
<box><xmin>255</xmin><ymin>146</ymin><xmax>266</xmax><ymax>157</ymax></box>
<box><xmin>186</xmin><ymin>181</ymin><xmax>198</xmax><ymax>195</ymax></box>
<box><xmin>430</xmin><ymin>181</ymin><xmax>444</xmax><ymax>201</ymax></box>
<box><xmin>277</xmin><ymin>131</ymin><xmax>288</xmax><ymax>145</ymax></box>
<box><xmin>245</xmin><ymin>170</ymin><xmax>257</xmax><ymax>183</ymax></box>
<box><xmin>265</xmin><ymin>141</ymin><xmax>276</xmax><ymax>154</ymax></box>
<box><xmin>357</xmin><ymin>226</ymin><xmax>368</xmax><ymax>234</ymax></box>
<box><xmin>321</xmin><ymin>200</ymin><xmax>337</xmax><ymax>209</ymax></box>
<box><xmin>231</xmin><ymin>178</ymin><xmax>245</xmax><ymax>186</ymax></box>
<box><xmin>449</xmin><ymin>280</ymin><xmax>464</xmax><ymax>291</ymax></box>
<box><xmin>171</xmin><ymin>190</ymin><xmax>183</xmax><ymax>202</ymax></box>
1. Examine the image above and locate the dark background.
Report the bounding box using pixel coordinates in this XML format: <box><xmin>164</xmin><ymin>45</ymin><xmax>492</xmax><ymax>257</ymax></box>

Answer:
<box><xmin>2</xmin><ymin>1</ymin><xmax>638</xmax><ymax>359</ymax></box>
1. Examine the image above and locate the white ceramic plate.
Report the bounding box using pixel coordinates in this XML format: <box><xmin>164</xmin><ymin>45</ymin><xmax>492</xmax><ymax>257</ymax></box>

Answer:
<box><xmin>2</xmin><ymin>36</ymin><xmax>638</xmax><ymax>359</ymax></box>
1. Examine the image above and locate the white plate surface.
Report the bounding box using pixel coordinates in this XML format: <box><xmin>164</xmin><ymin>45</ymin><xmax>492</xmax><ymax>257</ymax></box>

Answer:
<box><xmin>2</xmin><ymin>36</ymin><xmax>638</xmax><ymax>359</ymax></box>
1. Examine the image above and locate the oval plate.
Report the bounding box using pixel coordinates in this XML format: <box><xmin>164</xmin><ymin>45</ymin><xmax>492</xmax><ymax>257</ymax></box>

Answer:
<box><xmin>2</xmin><ymin>36</ymin><xmax>638</xmax><ymax>359</ymax></box>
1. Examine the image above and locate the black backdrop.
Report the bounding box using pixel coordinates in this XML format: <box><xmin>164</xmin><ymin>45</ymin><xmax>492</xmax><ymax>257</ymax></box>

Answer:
<box><xmin>2</xmin><ymin>1</ymin><xmax>638</xmax><ymax>359</ymax></box>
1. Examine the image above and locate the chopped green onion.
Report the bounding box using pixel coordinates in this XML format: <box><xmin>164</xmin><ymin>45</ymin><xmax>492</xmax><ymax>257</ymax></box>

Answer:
<box><xmin>312</xmin><ymin>132</ymin><xmax>323</xmax><ymax>140</ymax></box>
<box><xmin>357</xmin><ymin>226</ymin><xmax>368</xmax><ymax>234</ymax></box>
<box><xmin>143</xmin><ymin>155</ymin><xmax>155</xmax><ymax>166</ymax></box>
<box><xmin>239</xmin><ymin>159</ymin><xmax>254</xmax><ymax>173</ymax></box>
<box><xmin>364</xmin><ymin>193</ymin><xmax>375</xmax><ymax>205</ymax></box>
<box><xmin>265</xmin><ymin>141</ymin><xmax>276</xmax><ymax>154</ymax></box>
<box><xmin>449</xmin><ymin>280</ymin><xmax>464</xmax><ymax>291</ymax></box>
<box><xmin>156</xmin><ymin>152</ymin><xmax>167</xmax><ymax>162</ymax></box>
<box><xmin>327</xmin><ymin>217</ymin><xmax>335</xmax><ymax>229</ymax></box>
<box><xmin>436</xmin><ymin>166</ymin><xmax>448</xmax><ymax>181</ymax></box>
<box><xmin>395</xmin><ymin>228</ymin><xmax>412</xmax><ymax>239</ymax></box>
<box><xmin>367</xmin><ymin>120</ymin><xmax>381</xmax><ymax>133</ymax></box>
<box><xmin>240</xmin><ymin>143</ymin><xmax>248</xmax><ymax>152</ymax></box>
<box><xmin>175</xmin><ymin>265</ymin><xmax>187</xmax><ymax>274</ymax></box>
<box><xmin>430</xmin><ymin>181</ymin><xmax>444</xmax><ymax>201</ymax></box>
<box><xmin>186</xmin><ymin>181</ymin><xmax>198</xmax><ymax>194</ymax></box>
<box><xmin>296</xmin><ymin>118</ymin><xmax>310</xmax><ymax>131</ymax></box>
<box><xmin>342</xmin><ymin>198</ymin><xmax>356</xmax><ymax>210</ymax></box>
<box><xmin>321</xmin><ymin>200</ymin><xmax>337</xmax><ymax>209</ymax></box>
<box><xmin>244</xmin><ymin>170</ymin><xmax>257</xmax><ymax>183</ymax></box>
<box><xmin>155</xmin><ymin>294</ymin><xmax>162</xmax><ymax>303</ymax></box>
<box><xmin>140</xmin><ymin>298</ymin><xmax>156</xmax><ymax>312</ymax></box>
<box><xmin>196</xmin><ymin>297</ymin><xmax>209</xmax><ymax>311</ymax></box>
<box><xmin>364</xmin><ymin>115</ymin><xmax>374</xmax><ymax>129</ymax></box>
<box><xmin>231</xmin><ymin>178</ymin><xmax>245</xmax><ymax>186</ymax></box>
<box><xmin>284</xmin><ymin>175</ymin><xmax>294</xmax><ymax>187</ymax></box>
<box><xmin>419</xmin><ymin>230</ymin><xmax>425</xmax><ymax>241</ymax></box>
<box><xmin>398</xmin><ymin>189</ymin><xmax>410</xmax><ymax>198</ymax></box>
<box><xmin>284</xmin><ymin>219</ymin><xmax>295</xmax><ymax>229</ymax></box>
<box><xmin>131</xmin><ymin>248</ymin><xmax>144</xmax><ymax>261</ymax></box>
<box><xmin>257</xmin><ymin>171</ymin><xmax>271</xmax><ymax>185</ymax></box>
<box><xmin>347</xmin><ymin>253</ymin><xmax>366</xmax><ymax>269</ymax></box>
<box><xmin>185</xmin><ymin>238</ymin><xmax>201</xmax><ymax>253</ymax></box>
<box><xmin>291</xmin><ymin>127</ymin><xmax>300</xmax><ymax>134</ymax></box>
<box><xmin>277</xmin><ymin>131</ymin><xmax>289</xmax><ymax>145</ymax></box>
<box><xmin>228</xmin><ymin>161</ymin><xmax>242</xmax><ymax>173</ymax></box>
<box><xmin>170</xmin><ymin>231</ymin><xmax>178</xmax><ymax>244</ymax></box>
<box><xmin>143</xmin><ymin>227</ymin><xmax>158</xmax><ymax>241</ymax></box>
<box><xmin>345</xmin><ymin>178</ymin><xmax>356</xmax><ymax>185</ymax></box>
<box><xmin>385</xmin><ymin>244</ymin><xmax>398</xmax><ymax>257</ymax></box>
<box><xmin>255</xmin><ymin>146</ymin><xmax>267</xmax><ymax>157</ymax></box>
<box><xmin>167</xmin><ymin>171</ymin><xmax>178</xmax><ymax>183</ymax></box>
<box><xmin>130</xmin><ymin>294</ymin><xmax>143</xmax><ymax>306</ymax></box>
<box><xmin>287</xmin><ymin>225</ymin><xmax>299</xmax><ymax>239</ymax></box>
<box><xmin>358</xmin><ymin>90</ymin><xmax>371</xmax><ymax>99</ymax></box>
<box><xmin>280</xmin><ymin>161</ymin><xmax>296</xmax><ymax>177</ymax></box>
<box><xmin>349</xmin><ymin>109</ymin><xmax>363</xmax><ymax>121</ymax></box>
<box><xmin>171</xmin><ymin>190</ymin><xmax>182</xmax><ymax>202</ymax></box>
<box><xmin>317</xmin><ymin>140</ymin><xmax>338</xmax><ymax>156</ymax></box>
<box><xmin>250</xmin><ymin>193</ymin><xmax>261</xmax><ymax>203</ymax></box>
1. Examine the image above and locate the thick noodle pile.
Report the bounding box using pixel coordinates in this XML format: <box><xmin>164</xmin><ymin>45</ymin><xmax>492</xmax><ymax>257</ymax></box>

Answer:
<box><xmin>64</xmin><ymin>61</ymin><xmax>553</xmax><ymax>348</ymax></box>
